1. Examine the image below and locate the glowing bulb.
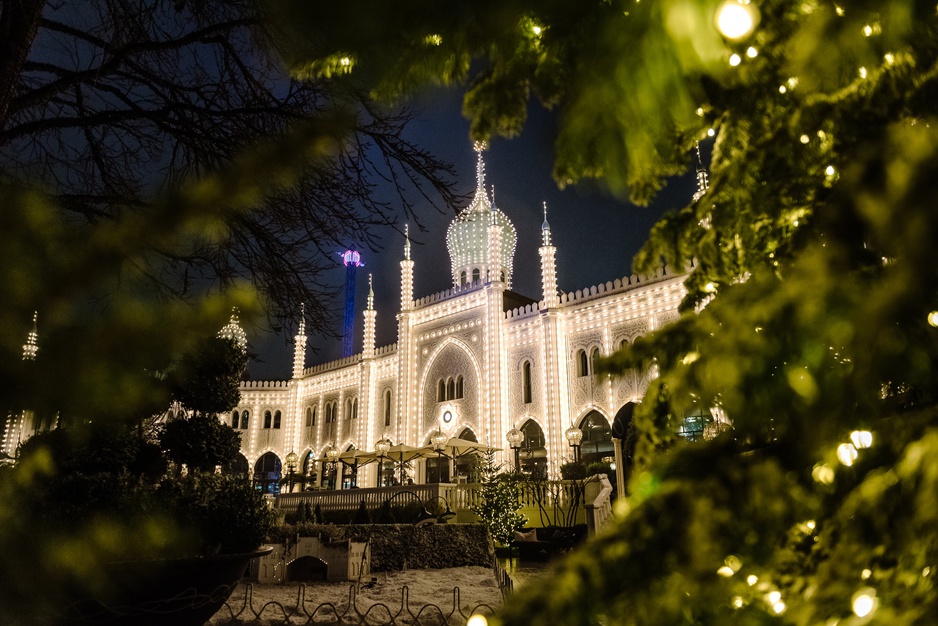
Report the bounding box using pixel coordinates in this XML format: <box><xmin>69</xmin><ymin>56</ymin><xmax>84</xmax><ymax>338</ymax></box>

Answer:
<box><xmin>717</xmin><ymin>1</ymin><xmax>756</xmax><ymax>39</ymax></box>
<box><xmin>859</xmin><ymin>66</ymin><xmax>868</xmax><ymax>78</ymax></box>
<box><xmin>340</xmin><ymin>57</ymin><xmax>351</xmax><ymax>66</ymax></box>
<box><xmin>704</xmin><ymin>282</ymin><xmax>716</xmax><ymax>293</ymax></box>
<box><xmin>825</xmin><ymin>165</ymin><xmax>836</xmax><ymax>176</ymax></box>
<box><xmin>696</xmin><ymin>107</ymin><xmax>705</xmax><ymax>116</ymax></box>
<box><xmin>928</xmin><ymin>310</ymin><xmax>938</xmax><ymax>327</ymax></box>
<box><xmin>800</xmin><ymin>134</ymin><xmax>810</xmax><ymax>143</ymax></box>
<box><xmin>746</xmin><ymin>46</ymin><xmax>758</xmax><ymax>58</ymax></box>
<box><xmin>717</xmin><ymin>565</ymin><xmax>734</xmax><ymax>577</ymax></box>
<box><xmin>729</xmin><ymin>53</ymin><xmax>742</xmax><ymax>66</ymax></box>
<box><xmin>850</xmin><ymin>430</ymin><xmax>873</xmax><ymax>449</ymax></box>
<box><xmin>884</xmin><ymin>53</ymin><xmax>895</xmax><ymax>65</ymax></box>
<box><xmin>467</xmin><ymin>616</ymin><xmax>489</xmax><ymax>626</ymax></box>
<box><xmin>747</xmin><ymin>575</ymin><xmax>758</xmax><ymax>586</ymax></box>
<box><xmin>707</xmin><ymin>127</ymin><xmax>716</xmax><ymax>137</ymax></box>
<box><xmin>732</xmin><ymin>596</ymin><xmax>744</xmax><ymax>608</ymax></box>
<box><xmin>852</xmin><ymin>588</ymin><xmax>877</xmax><ymax>617</ymax></box>
<box><xmin>772</xmin><ymin>601</ymin><xmax>786</xmax><ymax>614</ymax></box>
<box><xmin>835</xmin><ymin>5</ymin><xmax>845</xmax><ymax>16</ymax></box>
<box><xmin>812</xmin><ymin>463</ymin><xmax>835</xmax><ymax>484</ymax></box>
<box><xmin>532</xmin><ymin>25</ymin><xmax>542</xmax><ymax>35</ymax></box>
<box><xmin>861</xmin><ymin>568</ymin><xmax>872</xmax><ymax>580</ymax></box>
<box><xmin>837</xmin><ymin>442</ymin><xmax>858</xmax><ymax>466</ymax></box>
<box><xmin>767</xmin><ymin>591</ymin><xmax>781</xmax><ymax>604</ymax></box>
<box><xmin>779</xmin><ymin>85</ymin><xmax>787</xmax><ymax>93</ymax></box>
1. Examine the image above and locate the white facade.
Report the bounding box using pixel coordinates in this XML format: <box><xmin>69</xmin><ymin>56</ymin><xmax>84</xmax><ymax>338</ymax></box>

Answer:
<box><xmin>232</xmin><ymin>150</ymin><xmax>687</xmax><ymax>487</ymax></box>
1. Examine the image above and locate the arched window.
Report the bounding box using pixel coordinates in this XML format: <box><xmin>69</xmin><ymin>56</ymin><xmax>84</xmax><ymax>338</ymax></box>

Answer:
<box><xmin>460</xmin><ymin>270</ymin><xmax>467</xmax><ymax>285</ymax></box>
<box><xmin>325</xmin><ymin>403</ymin><xmax>332</xmax><ymax>424</ymax></box>
<box><xmin>345</xmin><ymin>398</ymin><xmax>352</xmax><ymax>420</ymax></box>
<box><xmin>264</xmin><ymin>410</ymin><xmax>272</xmax><ymax>429</ymax></box>
<box><xmin>352</xmin><ymin>398</ymin><xmax>358</xmax><ymax>419</ymax></box>
<box><xmin>590</xmin><ymin>347</ymin><xmax>601</xmax><ymax>375</ymax></box>
<box><xmin>472</xmin><ymin>268</ymin><xmax>480</xmax><ymax>282</ymax></box>
<box><xmin>455</xmin><ymin>375</ymin><xmax>464</xmax><ymax>399</ymax></box>
<box><xmin>384</xmin><ymin>389</ymin><xmax>392</xmax><ymax>426</ymax></box>
<box><xmin>447</xmin><ymin>378</ymin><xmax>456</xmax><ymax>400</ymax></box>
<box><xmin>438</xmin><ymin>379</ymin><xmax>446</xmax><ymax>403</ymax></box>
<box><xmin>311</xmin><ymin>406</ymin><xmax>317</xmax><ymax>426</ymax></box>
<box><xmin>522</xmin><ymin>361</ymin><xmax>533</xmax><ymax>404</ymax></box>
<box><xmin>578</xmin><ymin>350</ymin><xmax>589</xmax><ymax>377</ymax></box>
<box><xmin>240</xmin><ymin>410</ymin><xmax>249</xmax><ymax>429</ymax></box>
<box><xmin>231</xmin><ymin>411</ymin><xmax>239</xmax><ymax>428</ymax></box>
<box><xmin>305</xmin><ymin>407</ymin><xmax>313</xmax><ymax>427</ymax></box>
<box><xmin>273</xmin><ymin>410</ymin><xmax>282</xmax><ymax>429</ymax></box>
<box><xmin>500</xmin><ymin>270</ymin><xmax>506</xmax><ymax>282</ymax></box>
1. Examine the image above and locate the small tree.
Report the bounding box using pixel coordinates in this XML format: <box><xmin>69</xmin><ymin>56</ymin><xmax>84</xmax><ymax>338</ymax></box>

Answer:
<box><xmin>470</xmin><ymin>450</ymin><xmax>526</xmax><ymax>546</ymax></box>
<box><xmin>159</xmin><ymin>415</ymin><xmax>242</xmax><ymax>473</ymax></box>
<box><xmin>168</xmin><ymin>336</ymin><xmax>248</xmax><ymax>417</ymax></box>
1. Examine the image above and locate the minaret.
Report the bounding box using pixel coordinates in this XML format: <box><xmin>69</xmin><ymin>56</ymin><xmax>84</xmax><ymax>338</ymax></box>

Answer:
<box><xmin>22</xmin><ymin>311</ymin><xmax>38</xmax><ymax>360</ymax></box>
<box><xmin>397</xmin><ymin>226</ymin><xmax>415</xmax><ymax>444</ymax></box>
<box><xmin>539</xmin><ymin>202</ymin><xmax>559</xmax><ymax>308</ymax></box>
<box><xmin>487</xmin><ymin>186</ymin><xmax>503</xmax><ymax>283</ymax></box>
<box><xmin>362</xmin><ymin>274</ymin><xmax>376</xmax><ymax>359</ymax></box>
<box><xmin>692</xmin><ymin>142</ymin><xmax>710</xmax><ymax>203</ymax></box>
<box><xmin>292</xmin><ymin>304</ymin><xmax>306</xmax><ymax>379</ymax></box>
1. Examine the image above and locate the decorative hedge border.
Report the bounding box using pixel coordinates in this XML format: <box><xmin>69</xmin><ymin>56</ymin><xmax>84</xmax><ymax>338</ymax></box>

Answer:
<box><xmin>269</xmin><ymin>523</ymin><xmax>494</xmax><ymax>571</ymax></box>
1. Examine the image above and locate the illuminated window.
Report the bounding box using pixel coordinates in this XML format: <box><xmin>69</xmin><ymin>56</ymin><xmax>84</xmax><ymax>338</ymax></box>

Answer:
<box><xmin>460</xmin><ymin>270</ymin><xmax>467</xmax><ymax>285</ymax></box>
<box><xmin>384</xmin><ymin>389</ymin><xmax>392</xmax><ymax>426</ymax></box>
<box><xmin>352</xmin><ymin>398</ymin><xmax>358</xmax><ymax>419</ymax></box>
<box><xmin>231</xmin><ymin>411</ymin><xmax>239</xmax><ymax>428</ymax></box>
<box><xmin>472</xmin><ymin>268</ymin><xmax>480</xmax><ymax>282</ymax></box>
<box><xmin>305</xmin><ymin>407</ymin><xmax>313</xmax><ymax>427</ymax></box>
<box><xmin>325</xmin><ymin>403</ymin><xmax>333</xmax><ymax>423</ymax></box>
<box><xmin>438</xmin><ymin>379</ymin><xmax>446</xmax><ymax>402</ymax></box>
<box><xmin>345</xmin><ymin>398</ymin><xmax>352</xmax><ymax>420</ymax></box>
<box><xmin>590</xmin><ymin>347</ymin><xmax>601</xmax><ymax>376</ymax></box>
<box><xmin>273</xmin><ymin>410</ymin><xmax>281</xmax><ymax>429</ymax></box>
<box><xmin>240</xmin><ymin>410</ymin><xmax>249</xmax><ymax>429</ymax></box>
<box><xmin>455</xmin><ymin>375</ymin><xmax>463</xmax><ymax>399</ymax></box>
<box><xmin>522</xmin><ymin>361</ymin><xmax>533</xmax><ymax>404</ymax></box>
<box><xmin>578</xmin><ymin>350</ymin><xmax>589</xmax><ymax>377</ymax></box>
<box><xmin>447</xmin><ymin>378</ymin><xmax>456</xmax><ymax>400</ymax></box>
<box><xmin>264</xmin><ymin>410</ymin><xmax>272</xmax><ymax>429</ymax></box>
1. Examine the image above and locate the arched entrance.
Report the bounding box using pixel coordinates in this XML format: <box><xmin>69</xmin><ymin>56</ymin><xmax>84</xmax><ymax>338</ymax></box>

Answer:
<box><xmin>454</xmin><ymin>428</ymin><xmax>480</xmax><ymax>481</ymax></box>
<box><xmin>253</xmin><ymin>452</ymin><xmax>281</xmax><ymax>494</ymax></box>
<box><xmin>223</xmin><ymin>453</ymin><xmax>249</xmax><ymax>477</ymax></box>
<box><xmin>340</xmin><ymin>445</ymin><xmax>358</xmax><ymax>489</ymax></box>
<box><xmin>286</xmin><ymin>556</ymin><xmax>328</xmax><ymax>582</ymax></box>
<box><xmin>519</xmin><ymin>420</ymin><xmax>547</xmax><ymax>476</ymax></box>
<box><xmin>578</xmin><ymin>411</ymin><xmax>613</xmax><ymax>465</ymax></box>
<box><xmin>301</xmin><ymin>451</ymin><xmax>317</xmax><ymax>491</ymax></box>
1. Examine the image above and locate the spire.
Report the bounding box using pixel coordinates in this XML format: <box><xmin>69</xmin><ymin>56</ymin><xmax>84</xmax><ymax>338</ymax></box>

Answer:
<box><xmin>367</xmin><ymin>274</ymin><xmax>374</xmax><ymax>310</ymax></box>
<box><xmin>293</xmin><ymin>303</ymin><xmax>307</xmax><ymax>379</ymax></box>
<box><xmin>22</xmin><ymin>311</ymin><xmax>38</xmax><ymax>361</ymax></box>
<box><xmin>298</xmin><ymin>302</ymin><xmax>306</xmax><ymax>336</ymax></box>
<box><xmin>541</xmin><ymin>201</ymin><xmax>552</xmax><ymax>246</ymax></box>
<box><xmin>490</xmin><ymin>185</ymin><xmax>497</xmax><ymax>225</ymax></box>
<box><xmin>403</xmin><ymin>223</ymin><xmax>411</xmax><ymax>260</ymax></box>
<box><xmin>692</xmin><ymin>141</ymin><xmax>710</xmax><ymax>202</ymax></box>
<box><xmin>473</xmin><ymin>140</ymin><xmax>488</xmax><ymax>201</ymax></box>
<box><xmin>218</xmin><ymin>307</ymin><xmax>248</xmax><ymax>352</ymax></box>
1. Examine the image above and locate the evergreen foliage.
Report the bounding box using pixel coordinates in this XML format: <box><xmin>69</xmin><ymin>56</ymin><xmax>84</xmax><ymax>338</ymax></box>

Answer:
<box><xmin>159</xmin><ymin>414</ymin><xmax>242</xmax><ymax>474</ymax></box>
<box><xmin>168</xmin><ymin>336</ymin><xmax>248</xmax><ymax>417</ymax></box>
<box><xmin>265</xmin><ymin>1</ymin><xmax>938</xmax><ymax>623</ymax></box>
<box><xmin>470</xmin><ymin>450</ymin><xmax>526</xmax><ymax>546</ymax></box>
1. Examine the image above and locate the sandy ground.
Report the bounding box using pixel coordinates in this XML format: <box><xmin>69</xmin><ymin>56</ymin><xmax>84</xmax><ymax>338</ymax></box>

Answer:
<box><xmin>209</xmin><ymin>566</ymin><xmax>504</xmax><ymax>624</ymax></box>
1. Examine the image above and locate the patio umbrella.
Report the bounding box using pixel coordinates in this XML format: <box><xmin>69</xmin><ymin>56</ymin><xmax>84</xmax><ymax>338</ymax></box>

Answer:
<box><xmin>417</xmin><ymin>437</ymin><xmax>502</xmax><ymax>481</ymax></box>
<box><xmin>381</xmin><ymin>443</ymin><xmax>428</xmax><ymax>485</ymax></box>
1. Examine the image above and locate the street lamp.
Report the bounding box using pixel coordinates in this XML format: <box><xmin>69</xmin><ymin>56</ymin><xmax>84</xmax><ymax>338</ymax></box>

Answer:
<box><xmin>431</xmin><ymin>429</ymin><xmax>448</xmax><ymax>483</ymax></box>
<box><xmin>565</xmin><ymin>425</ymin><xmax>583</xmax><ymax>462</ymax></box>
<box><xmin>374</xmin><ymin>437</ymin><xmax>391</xmax><ymax>487</ymax></box>
<box><xmin>325</xmin><ymin>444</ymin><xmax>339</xmax><ymax>489</ymax></box>
<box><xmin>285</xmin><ymin>450</ymin><xmax>299</xmax><ymax>493</ymax></box>
<box><xmin>506</xmin><ymin>427</ymin><xmax>524</xmax><ymax>471</ymax></box>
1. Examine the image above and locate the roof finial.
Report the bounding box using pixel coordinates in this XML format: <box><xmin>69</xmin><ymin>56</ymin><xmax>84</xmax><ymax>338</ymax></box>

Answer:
<box><xmin>693</xmin><ymin>141</ymin><xmax>710</xmax><ymax>202</ymax></box>
<box><xmin>367</xmin><ymin>274</ymin><xmax>374</xmax><ymax>309</ymax></box>
<box><xmin>541</xmin><ymin>202</ymin><xmax>552</xmax><ymax>245</ymax></box>
<box><xmin>473</xmin><ymin>141</ymin><xmax>488</xmax><ymax>200</ymax></box>
<box><xmin>22</xmin><ymin>311</ymin><xmax>38</xmax><ymax>361</ymax></box>
<box><xmin>298</xmin><ymin>302</ymin><xmax>306</xmax><ymax>335</ymax></box>
<box><xmin>404</xmin><ymin>223</ymin><xmax>411</xmax><ymax>260</ymax></box>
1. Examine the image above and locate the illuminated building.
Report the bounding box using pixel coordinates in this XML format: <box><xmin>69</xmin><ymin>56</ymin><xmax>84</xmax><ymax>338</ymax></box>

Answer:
<box><xmin>231</xmin><ymin>145</ymin><xmax>688</xmax><ymax>489</ymax></box>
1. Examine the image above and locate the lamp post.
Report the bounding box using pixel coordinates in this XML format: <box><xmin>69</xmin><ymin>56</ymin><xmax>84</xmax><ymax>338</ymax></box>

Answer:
<box><xmin>285</xmin><ymin>451</ymin><xmax>298</xmax><ymax>493</ymax></box>
<box><xmin>506</xmin><ymin>427</ymin><xmax>524</xmax><ymax>472</ymax></box>
<box><xmin>565</xmin><ymin>425</ymin><xmax>583</xmax><ymax>463</ymax></box>
<box><xmin>431</xmin><ymin>429</ymin><xmax>448</xmax><ymax>483</ymax></box>
<box><xmin>374</xmin><ymin>437</ymin><xmax>391</xmax><ymax>487</ymax></box>
<box><xmin>325</xmin><ymin>444</ymin><xmax>339</xmax><ymax>490</ymax></box>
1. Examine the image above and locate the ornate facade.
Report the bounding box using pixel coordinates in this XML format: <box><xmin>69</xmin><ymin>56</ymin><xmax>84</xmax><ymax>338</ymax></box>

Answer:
<box><xmin>233</xmin><ymin>148</ymin><xmax>688</xmax><ymax>490</ymax></box>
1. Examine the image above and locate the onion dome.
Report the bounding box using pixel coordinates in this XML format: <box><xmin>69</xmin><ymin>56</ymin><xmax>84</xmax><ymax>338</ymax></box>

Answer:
<box><xmin>218</xmin><ymin>308</ymin><xmax>248</xmax><ymax>352</ymax></box>
<box><xmin>446</xmin><ymin>143</ymin><xmax>517</xmax><ymax>288</ymax></box>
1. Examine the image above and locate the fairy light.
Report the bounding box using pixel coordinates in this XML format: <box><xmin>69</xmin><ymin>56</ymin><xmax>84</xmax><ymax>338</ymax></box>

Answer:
<box><xmin>707</xmin><ymin>128</ymin><xmax>716</xmax><ymax>137</ymax></box>
<box><xmin>837</xmin><ymin>442</ymin><xmax>858</xmax><ymax>466</ymax></box>
<box><xmin>717</xmin><ymin>1</ymin><xmax>757</xmax><ymax>40</ymax></box>
<box><xmin>800</xmin><ymin>134</ymin><xmax>810</xmax><ymax>144</ymax></box>
<box><xmin>729</xmin><ymin>53</ymin><xmax>742</xmax><ymax>66</ymax></box>
<box><xmin>859</xmin><ymin>66</ymin><xmax>868</xmax><ymax>79</ymax></box>
<box><xmin>852</xmin><ymin>588</ymin><xmax>877</xmax><ymax>617</ymax></box>
<box><xmin>746</xmin><ymin>46</ymin><xmax>758</xmax><ymax>58</ymax></box>
<box><xmin>779</xmin><ymin>85</ymin><xmax>787</xmax><ymax>93</ymax></box>
<box><xmin>850</xmin><ymin>430</ymin><xmax>873</xmax><ymax>449</ymax></box>
<box><xmin>927</xmin><ymin>310</ymin><xmax>938</xmax><ymax>327</ymax></box>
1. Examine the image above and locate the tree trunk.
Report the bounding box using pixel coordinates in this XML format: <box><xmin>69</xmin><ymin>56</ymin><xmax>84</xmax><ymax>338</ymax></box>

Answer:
<box><xmin>0</xmin><ymin>0</ymin><xmax>46</xmax><ymax>132</ymax></box>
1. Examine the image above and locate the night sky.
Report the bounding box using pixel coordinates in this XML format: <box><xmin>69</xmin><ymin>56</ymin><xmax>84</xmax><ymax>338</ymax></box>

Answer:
<box><xmin>247</xmin><ymin>88</ymin><xmax>700</xmax><ymax>380</ymax></box>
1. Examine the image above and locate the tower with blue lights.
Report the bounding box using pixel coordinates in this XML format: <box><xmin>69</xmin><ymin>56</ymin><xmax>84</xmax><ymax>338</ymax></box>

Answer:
<box><xmin>341</xmin><ymin>248</ymin><xmax>364</xmax><ymax>358</ymax></box>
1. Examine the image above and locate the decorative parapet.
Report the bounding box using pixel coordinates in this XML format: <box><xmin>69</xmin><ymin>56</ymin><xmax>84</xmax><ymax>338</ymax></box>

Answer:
<box><xmin>240</xmin><ymin>380</ymin><xmax>291</xmax><ymax>390</ymax></box>
<box><xmin>302</xmin><ymin>354</ymin><xmax>362</xmax><ymax>376</ymax></box>
<box><xmin>556</xmin><ymin>264</ymin><xmax>686</xmax><ymax>308</ymax></box>
<box><xmin>374</xmin><ymin>343</ymin><xmax>398</xmax><ymax>357</ymax></box>
<box><xmin>505</xmin><ymin>301</ymin><xmax>543</xmax><ymax>320</ymax></box>
<box><xmin>413</xmin><ymin>280</ymin><xmax>484</xmax><ymax>309</ymax></box>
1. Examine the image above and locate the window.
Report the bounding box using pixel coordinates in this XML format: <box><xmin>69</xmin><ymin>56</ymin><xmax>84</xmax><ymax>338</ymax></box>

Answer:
<box><xmin>438</xmin><ymin>379</ymin><xmax>446</xmax><ymax>403</ymax></box>
<box><xmin>447</xmin><ymin>378</ymin><xmax>456</xmax><ymax>401</ymax></box>
<box><xmin>455</xmin><ymin>375</ymin><xmax>463</xmax><ymax>399</ymax></box>
<box><xmin>578</xmin><ymin>350</ymin><xmax>589</xmax><ymax>377</ymax></box>
<box><xmin>311</xmin><ymin>406</ymin><xmax>317</xmax><ymax>426</ymax></box>
<box><xmin>460</xmin><ymin>270</ymin><xmax>467</xmax><ymax>285</ymax></box>
<box><xmin>264</xmin><ymin>410</ymin><xmax>272</xmax><ymax>429</ymax></box>
<box><xmin>590</xmin><ymin>347</ymin><xmax>601</xmax><ymax>375</ymax></box>
<box><xmin>325</xmin><ymin>403</ymin><xmax>332</xmax><ymax>424</ymax></box>
<box><xmin>472</xmin><ymin>268</ymin><xmax>480</xmax><ymax>282</ymax></box>
<box><xmin>522</xmin><ymin>361</ymin><xmax>532</xmax><ymax>404</ymax></box>
<box><xmin>352</xmin><ymin>398</ymin><xmax>358</xmax><ymax>419</ymax></box>
<box><xmin>500</xmin><ymin>270</ymin><xmax>506</xmax><ymax>282</ymax></box>
<box><xmin>345</xmin><ymin>398</ymin><xmax>352</xmax><ymax>420</ymax></box>
<box><xmin>231</xmin><ymin>411</ymin><xmax>239</xmax><ymax>429</ymax></box>
<box><xmin>273</xmin><ymin>410</ymin><xmax>281</xmax><ymax>429</ymax></box>
<box><xmin>305</xmin><ymin>407</ymin><xmax>313</xmax><ymax>427</ymax></box>
<box><xmin>240</xmin><ymin>410</ymin><xmax>249</xmax><ymax>429</ymax></box>
<box><xmin>384</xmin><ymin>390</ymin><xmax>392</xmax><ymax>426</ymax></box>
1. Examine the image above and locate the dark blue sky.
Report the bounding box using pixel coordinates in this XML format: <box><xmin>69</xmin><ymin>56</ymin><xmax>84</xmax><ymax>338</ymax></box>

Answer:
<box><xmin>247</xmin><ymin>88</ymin><xmax>699</xmax><ymax>380</ymax></box>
